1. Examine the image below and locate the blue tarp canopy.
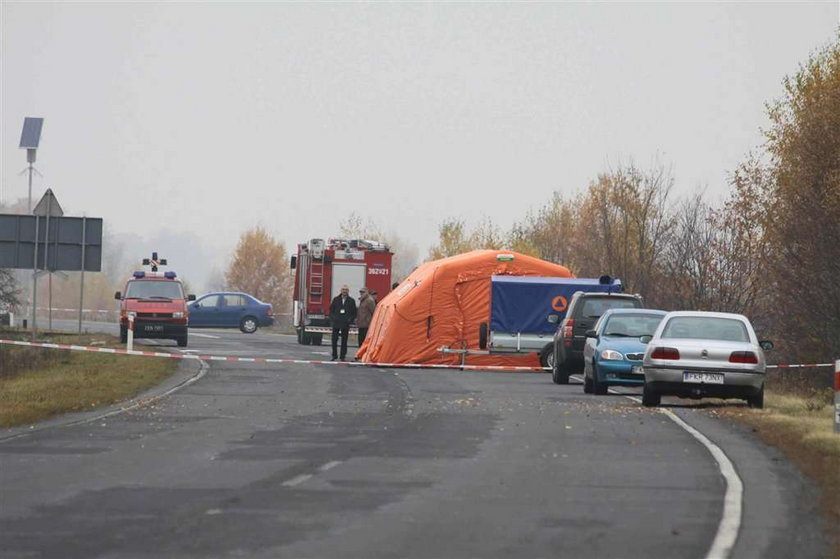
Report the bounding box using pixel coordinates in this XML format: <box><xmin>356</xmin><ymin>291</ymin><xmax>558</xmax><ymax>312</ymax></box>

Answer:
<box><xmin>490</xmin><ymin>276</ymin><xmax>622</xmax><ymax>335</ymax></box>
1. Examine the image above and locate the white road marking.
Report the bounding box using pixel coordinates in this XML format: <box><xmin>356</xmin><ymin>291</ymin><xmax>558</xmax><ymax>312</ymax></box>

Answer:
<box><xmin>663</xmin><ymin>408</ymin><xmax>742</xmax><ymax>559</ymax></box>
<box><xmin>190</xmin><ymin>333</ymin><xmax>221</xmax><ymax>339</ymax></box>
<box><xmin>319</xmin><ymin>461</ymin><xmax>343</xmax><ymax>472</ymax></box>
<box><xmin>607</xmin><ymin>385</ymin><xmax>742</xmax><ymax>559</ymax></box>
<box><xmin>282</xmin><ymin>474</ymin><xmax>313</xmax><ymax>487</ymax></box>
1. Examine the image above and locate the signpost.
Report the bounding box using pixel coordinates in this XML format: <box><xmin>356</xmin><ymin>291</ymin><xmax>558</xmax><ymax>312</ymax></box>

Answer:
<box><xmin>32</xmin><ymin>189</ymin><xmax>64</xmax><ymax>332</ymax></box>
<box><xmin>0</xmin><ymin>189</ymin><xmax>103</xmax><ymax>337</ymax></box>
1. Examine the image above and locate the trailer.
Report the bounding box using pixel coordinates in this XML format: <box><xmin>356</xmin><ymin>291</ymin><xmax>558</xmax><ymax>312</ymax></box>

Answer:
<box><xmin>471</xmin><ymin>275</ymin><xmax>624</xmax><ymax>366</ymax></box>
<box><xmin>291</xmin><ymin>238</ymin><xmax>393</xmax><ymax>345</ymax></box>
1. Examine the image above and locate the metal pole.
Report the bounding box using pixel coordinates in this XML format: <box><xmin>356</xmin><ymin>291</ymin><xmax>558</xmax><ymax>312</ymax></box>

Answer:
<box><xmin>49</xmin><ymin>272</ymin><xmax>53</xmax><ymax>331</ymax></box>
<box><xmin>31</xmin><ymin>215</ymin><xmax>39</xmax><ymax>339</ymax></box>
<box><xmin>27</xmin><ymin>163</ymin><xmax>33</xmax><ymax>213</ymax></box>
<box><xmin>78</xmin><ymin>217</ymin><xmax>86</xmax><ymax>336</ymax></box>
<box><xmin>44</xmin><ymin>199</ymin><xmax>51</xmax><ymax>332</ymax></box>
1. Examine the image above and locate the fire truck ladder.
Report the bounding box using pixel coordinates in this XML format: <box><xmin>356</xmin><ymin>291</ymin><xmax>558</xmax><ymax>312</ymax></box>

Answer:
<box><xmin>309</xmin><ymin>259</ymin><xmax>324</xmax><ymax>304</ymax></box>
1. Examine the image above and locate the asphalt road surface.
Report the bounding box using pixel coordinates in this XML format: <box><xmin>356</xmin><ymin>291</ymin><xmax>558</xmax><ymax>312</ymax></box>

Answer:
<box><xmin>0</xmin><ymin>329</ymin><xmax>828</xmax><ymax>558</ymax></box>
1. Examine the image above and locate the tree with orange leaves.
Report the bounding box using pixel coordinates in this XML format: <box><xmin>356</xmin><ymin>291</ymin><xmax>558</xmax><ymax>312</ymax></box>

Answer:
<box><xmin>225</xmin><ymin>227</ymin><xmax>292</xmax><ymax>314</ymax></box>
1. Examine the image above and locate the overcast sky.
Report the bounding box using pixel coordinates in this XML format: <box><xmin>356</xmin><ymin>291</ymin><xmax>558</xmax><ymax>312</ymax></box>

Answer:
<box><xmin>2</xmin><ymin>2</ymin><xmax>837</xmax><ymax>289</ymax></box>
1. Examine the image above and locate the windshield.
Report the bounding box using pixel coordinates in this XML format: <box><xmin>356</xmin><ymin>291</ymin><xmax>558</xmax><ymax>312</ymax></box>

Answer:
<box><xmin>661</xmin><ymin>316</ymin><xmax>750</xmax><ymax>342</ymax></box>
<box><xmin>124</xmin><ymin>280</ymin><xmax>184</xmax><ymax>300</ymax></box>
<box><xmin>580</xmin><ymin>298</ymin><xmax>639</xmax><ymax>318</ymax></box>
<box><xmin>602</xmin><ymin>314</ymin><xmax>665</xmax><ymax>337</ymax></box>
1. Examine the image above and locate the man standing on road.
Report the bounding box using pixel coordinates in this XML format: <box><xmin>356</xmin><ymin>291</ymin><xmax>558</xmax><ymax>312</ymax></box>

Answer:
<box><xmin>329</xmin><ymin>285</ymin><xmax>356</xmax><ymax>361</ymax></box>
<box><xmin>356</xmin><ymin>287</ymin><xmax>376</xmax><ymax>351</ymax></box>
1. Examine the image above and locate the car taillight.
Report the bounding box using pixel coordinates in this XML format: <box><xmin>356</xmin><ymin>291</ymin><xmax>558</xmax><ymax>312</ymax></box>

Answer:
<box><xmin>266</xmin><ymin>306</ymin><xmax>273</xmax><ymax>316</ymax></box>
<box><xmin>562</xmin><ymin>319</ymin><xmax>574</xmax><ymax>339</ymax></box>
<box><xmin>651</xmin><ymin>347</ymin><xmax>680</xmax><ymax>360</ymax></box>
<box><xmin>729</xmin><ymin>351</ymin><xmax>758</xmax><ymax>364</ymax></box>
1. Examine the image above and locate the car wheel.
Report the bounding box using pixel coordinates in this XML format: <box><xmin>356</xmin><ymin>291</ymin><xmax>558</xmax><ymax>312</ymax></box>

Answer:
<box><xmin>540</xmin><ymin>345</ymin><xmax>554</xmax><ymax>370</ymax></box>
<box><xmin>177</xmin><ymin>335</ymin><xmax>188</xmax><ymax>347</ymax></box>
<box><xmin>120</xmin><ymin>326</ymin><xmax>127</xmax><ymax>344</ymax></box>
<box><xmin>240</xmin><ymin>316</ymin><xmax>258</xmax><ymax>334</ymax></box>
<box><xmin>747</xmin><ymin>386</ymin><xmax>764</xmax><ymax>409</ymax></box>
<box><xmin>642</xmin><ymin>383</ymin><xmax>660</xmax><ymax>407</ymax></box>
<box><xmin>552</xmin><ymin>355</ymin><xmax>570</xmax><ymax>385</ymax></box>
<box><xmin>592</xmin><ymin>362</ymin><xmax>608</xmax><ymax>395</ymax></box>
<box><xmin>312</xmin><ymin>333</ymin><xmax>323</xmax><ymax>346</ymax></box>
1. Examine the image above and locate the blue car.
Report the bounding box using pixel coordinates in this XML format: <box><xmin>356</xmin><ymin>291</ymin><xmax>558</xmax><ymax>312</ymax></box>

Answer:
<box><xmin>582</xmin><ymin>308</ymin><xmax>667</xmax><ymax>395</ymax></box>
<box><xmin>188</xmin><ymin>292</ymin><xmax>274</xmax><ymax>333</ymax></box>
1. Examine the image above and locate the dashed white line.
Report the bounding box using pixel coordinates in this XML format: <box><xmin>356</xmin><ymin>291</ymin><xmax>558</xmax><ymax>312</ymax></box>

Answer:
<box><xmin>282</xmin><ymin>474</ymin><xmax>313</xmax><ymax>487</ymax></box>
<box><xmin>319</xmin><ymin>461</ymin><xmax>343</xmax><ymax>472</ymax></box>
<box><xmin>190</xmin><ymin>333</ymin><xmax>221</xmax><ymax>339</ymax></box>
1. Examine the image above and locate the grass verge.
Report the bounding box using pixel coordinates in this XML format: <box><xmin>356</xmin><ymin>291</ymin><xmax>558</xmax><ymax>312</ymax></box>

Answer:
<box><xmin>0</xmin><ymin>330</ymin><xmax>179</xmax><ymax>428</ymax></box>
<box><xmin>720</xmin><ymin>389</ymin><xmax>839</xmax><ymax>558</ymax></box>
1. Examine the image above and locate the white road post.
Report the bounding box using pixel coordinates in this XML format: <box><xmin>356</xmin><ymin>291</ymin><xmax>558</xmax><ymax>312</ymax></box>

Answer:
<box><xmin>127</xmin><ymin>313</ymin><xmax>135</xmax><ymax>352</ymax></box>
<box><xmin>834</xmin><ymin>359</ymin><xmax>839</xmax><ymax>435</ymax></box>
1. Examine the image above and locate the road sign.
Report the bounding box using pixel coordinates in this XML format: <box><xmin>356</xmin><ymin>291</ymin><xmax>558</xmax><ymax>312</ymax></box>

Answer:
<box><xmin>0</xmin><ymin>214</ymin><xmax>103</xmax><ymax>271</ymax></box>
<box><xmin>32</xmin><ymin>188</ymin><xmax>64</xmax><ymax>217</ymax></box>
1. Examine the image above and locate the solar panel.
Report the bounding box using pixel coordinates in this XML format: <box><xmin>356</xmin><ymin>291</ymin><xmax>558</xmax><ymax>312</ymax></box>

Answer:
<box><xmin>19</xmin><ymin>117</ymin><xmax>44</xmax><ymax>149</ymax></box>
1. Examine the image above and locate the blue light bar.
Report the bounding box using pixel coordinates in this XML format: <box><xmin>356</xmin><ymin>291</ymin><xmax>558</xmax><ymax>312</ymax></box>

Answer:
<box><xmin>164</xmin><ymin>271</ymin><xmax>177</xmax><ymax>279</ymax></box>
<box><xmin>133</xmin><ymin>271</ymin><xmax>145</xmax><ymax>278</ymax></box>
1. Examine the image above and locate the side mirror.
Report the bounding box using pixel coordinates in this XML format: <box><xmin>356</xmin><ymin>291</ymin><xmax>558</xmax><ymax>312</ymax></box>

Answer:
<box><xmin>639</xmin><ymin>335</ymin><xmax>653</xmax><ymax>344</ymax></box>
<box><xmin>585</xmin><ymin>329</ymin><xmax>598</xmax><ymax>338</ymax></box>
<box><xmin>759</xmin><ymin>340</ymin><xmax>774</xmax><ymax>351</ymax></box>
<box><xmin>114</xmin><ymin>291</ymin><xmax>122</xmax><ymax>300</ymax></box>
<box><xmin>547</xmin><ymin>314</ymin><xmax>559</xmax><ymax>324</ymax></box>
<box><xmin>478</xmin><ymin>323</ymin><xmax>488</xmax><ymax>350</ymax></box>
<box><xmin>290</xmin><ymin>255</ymin><xmax>297</xmax><ymax>270</ymax></box>
<box><xmin>187</xmin><ymin>294</ymin><xmax>196</xmax><ymax>301</ymax></box>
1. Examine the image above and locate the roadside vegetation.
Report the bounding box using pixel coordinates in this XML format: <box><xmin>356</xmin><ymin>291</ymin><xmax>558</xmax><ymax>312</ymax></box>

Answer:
<box><xmin>0</xmin><ymin>329</ymin><xmax>179</xmax><ymax>428</ymax></box>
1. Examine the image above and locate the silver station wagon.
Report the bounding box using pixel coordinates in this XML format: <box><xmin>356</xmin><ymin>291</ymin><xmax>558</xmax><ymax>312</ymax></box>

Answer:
<box><xmin>641</xmin><ymin>311</ymin><xmax>773</xmax><ymax>408</ymax></box>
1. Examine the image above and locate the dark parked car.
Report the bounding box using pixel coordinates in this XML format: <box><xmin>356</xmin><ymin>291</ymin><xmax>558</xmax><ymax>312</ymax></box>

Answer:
<box><xmin>188</xmin><ymin>292</ymin><xmax>274</xmax><ymax>333</ymax></box>
<box><xmin>551</xmin><ymin>291</ymin><xmax>643</xmax><ymax>384</ymax></box>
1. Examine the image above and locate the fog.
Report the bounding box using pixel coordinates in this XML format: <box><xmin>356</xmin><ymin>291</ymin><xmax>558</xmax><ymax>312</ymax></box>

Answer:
<box><xmin>2</xmin><ymin>2</ymin><xmax>837</xmax><ymax>291</ymax></box>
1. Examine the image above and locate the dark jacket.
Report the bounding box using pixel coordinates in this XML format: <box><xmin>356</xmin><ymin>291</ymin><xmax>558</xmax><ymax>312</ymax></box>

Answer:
<box><xmin>329</xmin><ymin>294</ymin><xmax>357</xmax><ymax>327</ymax></box>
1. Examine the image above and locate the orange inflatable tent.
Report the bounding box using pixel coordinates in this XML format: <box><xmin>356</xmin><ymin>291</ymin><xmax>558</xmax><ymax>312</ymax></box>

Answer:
<box><xmin>357</xmin><ymin>250</ymin><xmax>573</xmax><ymax>368</ymax></box>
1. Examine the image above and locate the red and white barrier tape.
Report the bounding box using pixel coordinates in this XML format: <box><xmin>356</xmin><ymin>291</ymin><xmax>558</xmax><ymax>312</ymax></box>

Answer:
<box><xmin>2</xmin><ymin>338</ymin><xmax>835</xmax><ymax>373</ymax></box>
<box><xmin>0</xmin><ymin>338</ymin><xmax>547</xmax><ymax>372</ymax></box>
<box><xmin>30</xmin><ymin>308</ymin><xmax>114</xmax><ymax>314</ymax></box>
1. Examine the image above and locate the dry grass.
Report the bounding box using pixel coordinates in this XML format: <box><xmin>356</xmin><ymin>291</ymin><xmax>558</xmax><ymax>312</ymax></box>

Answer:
<box><xmin>721</xmin><ymin>389</ymin><xmax>840</xmax><ymax>558</ymax></box>
<box><xmin>0</xmin><ymin>330</ymin><xmax>178</xmax><ymax>427</ymax></box>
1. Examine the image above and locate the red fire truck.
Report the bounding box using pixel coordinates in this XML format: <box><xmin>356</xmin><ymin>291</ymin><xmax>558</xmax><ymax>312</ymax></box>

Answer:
<box><xmin>291</xmin><ymin>238</ymin><xmax>393</xmax><ymax>345</ymax></box>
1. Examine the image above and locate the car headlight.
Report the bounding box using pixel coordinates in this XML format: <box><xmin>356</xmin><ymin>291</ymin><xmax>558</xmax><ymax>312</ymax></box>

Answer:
<box><xmin>600</xmin><ymin>349</ymin><xmax>623</xmax><ymax>361</ymax></box>
<box><xmin>173</xmin><ymin>312</ymin><xmax>185</xmax><ymax>319</ymax></box>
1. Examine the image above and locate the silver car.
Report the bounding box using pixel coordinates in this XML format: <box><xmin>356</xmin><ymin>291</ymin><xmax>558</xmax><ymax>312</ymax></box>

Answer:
<box><xmin>641</xmin><ymin>311</ymin><xmax>773</xmax><ymax>408</ymax></box>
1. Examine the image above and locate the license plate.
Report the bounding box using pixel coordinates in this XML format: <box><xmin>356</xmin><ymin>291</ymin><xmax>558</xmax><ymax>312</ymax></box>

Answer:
<box><xmin>631</xmin><ymin>366</ymin><xmax>643</xmax><ymax>375</ymax></box>
<box><xmin>683</xmin><ymin>371</ymin><xmax>724</xmax><ymax>384</ymax></box>
<box><xmin>143</xmin><ymin>325</ymin><xmax>164</xmax><ymax>333</ymax></box>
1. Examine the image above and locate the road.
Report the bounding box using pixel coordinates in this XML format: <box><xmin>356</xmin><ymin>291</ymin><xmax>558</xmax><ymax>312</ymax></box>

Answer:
<box><xmin>0</xmin><ymin>328</ymin><xmax>828</xmax><ymax>558</ymax></box>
